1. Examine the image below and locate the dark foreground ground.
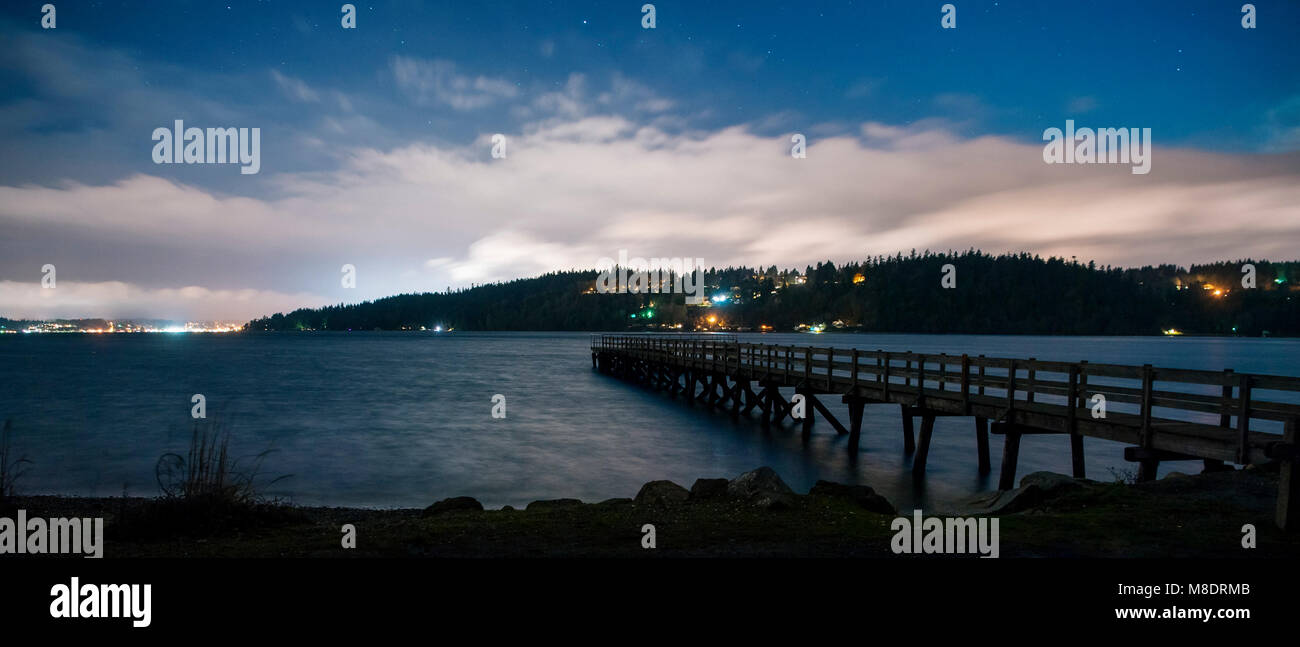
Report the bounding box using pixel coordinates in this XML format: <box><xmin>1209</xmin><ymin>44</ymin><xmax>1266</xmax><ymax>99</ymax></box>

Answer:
<box><xmin>4</xmin><ymin>466</ymin><xmax>1297</xmax><ymax>558</ymax></box>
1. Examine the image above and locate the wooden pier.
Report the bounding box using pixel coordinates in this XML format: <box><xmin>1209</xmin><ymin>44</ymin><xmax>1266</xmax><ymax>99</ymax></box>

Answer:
<box><xmin>591</xmin><ymin>334</ymin><xmax>1300</xmax><ymax>530</ymax></box>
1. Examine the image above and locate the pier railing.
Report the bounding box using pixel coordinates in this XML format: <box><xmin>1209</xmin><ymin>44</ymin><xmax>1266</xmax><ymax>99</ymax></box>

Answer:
<box><xmin>592</xmin><ymin>334</ymin><xmax>1299</xmax><ymax>467</ymax></box>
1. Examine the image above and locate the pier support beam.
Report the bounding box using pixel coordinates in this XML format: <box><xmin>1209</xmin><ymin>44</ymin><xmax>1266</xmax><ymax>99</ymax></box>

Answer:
<box><xmin>900</xmin><ymin>405</ymin><xmax>915</xmax><ymax>454</ymax></box>
<box><xmin>974</xmin><ymin>417</ymin><xmax>991</xmax><ymax>475</ymax></box>
<box><xmin>998</xmin><ymin>428</ymin><xmax>1022</xmax><ymax>491</ymax></box>
<box><xmin>912</xmin><ymin>415</ymin><xmax>936</xmax><ymax>482</ymax></box>
<box><xmin>844</xmin><ymin>396</ymin><xmax>866</xmax><ymax>453</ymax></box>
<box><xmin>809</xmin><ymin>393</ymin><xmax>848</xmax><ymax>435</ymax></box>
<box><xmin>1275</xmin><ymin>419</ymin><xmax>1297</xmax><ymax>531</ymax></box>
<box><xmin>1070</xmin><ymin>433</ymin><xmax>1086</xmax><ymax>479</ymax></box>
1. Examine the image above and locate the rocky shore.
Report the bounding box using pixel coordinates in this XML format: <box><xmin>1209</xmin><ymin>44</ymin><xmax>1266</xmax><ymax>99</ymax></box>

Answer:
<box><xmin>3</xmin><ymin>466</ymin><xmax>1296</xmax><ymax>558</ymax></box>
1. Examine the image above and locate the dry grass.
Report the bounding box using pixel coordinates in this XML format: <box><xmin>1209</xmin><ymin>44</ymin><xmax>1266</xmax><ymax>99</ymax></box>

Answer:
<box><xmin>155</xmin><ymin>420</ymin><xmax>289</xmax><ymax>505</ymax></box>
<box><xmin>0</xmin><ymin>419</ymin><xmax>31</xmax><ymax>499</ymax></box>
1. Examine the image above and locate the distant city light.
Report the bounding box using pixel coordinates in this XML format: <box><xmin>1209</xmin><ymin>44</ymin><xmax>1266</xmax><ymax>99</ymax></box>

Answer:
<box><xmin>712</xmin><ymin>294</ymin><xmax>729</xmax><ymax>303</ymax></box>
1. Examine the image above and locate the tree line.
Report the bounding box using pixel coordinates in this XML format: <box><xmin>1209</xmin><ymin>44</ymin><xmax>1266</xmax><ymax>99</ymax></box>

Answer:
<box><xmin>244</xmin><ymin>251</ymin><xmax>1300</xmax><ymax>336</ymax></box>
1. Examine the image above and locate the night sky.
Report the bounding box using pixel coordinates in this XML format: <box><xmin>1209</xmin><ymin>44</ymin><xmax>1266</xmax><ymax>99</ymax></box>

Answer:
<box><xmin>1</xmin><ymin>0</ymin><xmax>1298</xmax><ymax>320</ymax></box>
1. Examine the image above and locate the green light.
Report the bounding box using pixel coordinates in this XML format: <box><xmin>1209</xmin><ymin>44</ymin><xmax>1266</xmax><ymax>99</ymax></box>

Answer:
<box><xmin>644</xmin><ymin>310</ymin><xmax>654</xmax><ymax>318</ymax></box>
<box><xmin>629</xmin><ymin>313</ymin><xmax>637</xmax><ymax>318</ymax></box>
<box><xmin>1275</xmin><ymin>278</ymin><xmax>1286</xmax><ymax>284</ymax></box>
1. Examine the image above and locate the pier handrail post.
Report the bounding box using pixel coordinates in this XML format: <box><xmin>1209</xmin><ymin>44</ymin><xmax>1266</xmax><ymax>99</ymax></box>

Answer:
<box><xmin>977</xmin><ymin>354</ymin><xmax>986</xmax><ymax>396</ymax></box>
<box><xmin>1140</xmin><ymin>364</ymin><xmax>1154</xmax><ymax>449</ymax></box>
<box><xmin>852</xmin><ymin>349</ymin><xmax>860</xmax><ymax>394</ymax></box>
<box><xmin>1219</xmin><ymin>369</ymin><xmax>1235</xmax><ymax>428</ymax></box>
<box><xmin>916</xmin><ymin>353</ymin><xmax>925</xmax><ymax>407</ymax></box>
<box><xmin>960</xmin><ymin>354</ymin><xmax>970</xmax><ymax>413</ymax></box>
<box><xmin>786</xmin><ymin>346</ymin><xmax>792</xmax><ymax>381</ymax></box>
<box><xmin>1026</xmin><ymin>358</ymin><xmax>1037</xmax><ymax>404</ymax></box>
<box><xmin>804</xmin><ymin>347</ymin><xmax>812</xmax><ymax>387</ymax></box>
<box><xmin>882</xmin><ymin>351</ymin><xmax>891</xmax><ymax>401</ymax></box>
<box><xmin>1237</xmin><ymin>373</ymin><xmax>1253</xmax><ymax>464</ymax></box>
<box><xmin>1006</xmin><ymin>359</ymin><xmax>1018</xmax><ymax>419</ymax></box>
<box><xmin>1067</xmin><ymin>364</ymin><xmax>1080</xmax><ymax>434</ymax></box>
<box><xmin>827</xmin><ymin>347</ymin><xmax>834</xmax><ymax>390</ymax></box>
<box><xmin>1077</xmin><ymin>360</ymin><xmax>1089</xmax><ymax>411</ymax></box>
<box><xmin>938</xmin><ymin>353</ymin><xmax>947</xmax><ymax>392</ymax></box>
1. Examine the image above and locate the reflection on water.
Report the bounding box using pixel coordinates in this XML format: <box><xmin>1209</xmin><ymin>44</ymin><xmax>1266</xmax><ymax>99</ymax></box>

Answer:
<box><xmin>2</xmin><ymin>331</ymin><xmax>1297</xmax><ymax>510</ymax></box>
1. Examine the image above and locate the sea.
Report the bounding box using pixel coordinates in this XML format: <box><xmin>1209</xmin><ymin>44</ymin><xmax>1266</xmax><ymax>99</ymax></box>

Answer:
<box><xmin>2</xmin><ymin>331</ymin><xmax>1297</xmax><ymax>511</ymax></box>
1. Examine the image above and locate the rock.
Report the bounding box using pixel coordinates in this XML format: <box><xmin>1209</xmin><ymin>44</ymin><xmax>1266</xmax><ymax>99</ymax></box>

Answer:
<box><xmin>958</xmin><ymin>473</ymin><xmax>1089</xmax><ymax>515</ymax></box>
<box><xmin>808</xmin><ymin>480</ymin><xmax>896</xmax><ymax>514</ymax></box>
<box><xmin>525</xmin><ymin>498</ymin><xmax>583</xmax><ymax>511</ymax></box>
<box><xmin>596</xmin><ymin>497</ymin><xmax>633</xmax><ymax>506</ymax></box>
<box><xmin>956</xmin><ymin>488</ymin><xmax>1040</xmax><ymax>515</ymax></box>
<box><xmin>727</xmin><ymin>467</ymin><xmax>797</xmax><ymax>510</ymax></box>
<box><xmin>1163</xmin><ymin>471</ymin><xmax>1191</xmax><ymax>480</ymax></box>
<box><xmin>688</xmin><ymin>478</ymin><xmax>730</xmax><ymax>501</ymax></box>
<box><xmin>634</xmin><ymin>480</ymin><xmax>690</xmax><ymax>506</ymax></box>
<box><xmin>501</xmin><ymin>505</ymin><xmax>516</xmax><ymax>511</ymax></box>
<box><xmin>1019</xmin><ymin>471</ymin><xmax>1084</xmax><ymax>496</ymax></box>
<box><xmin>422</xmin><ymin>496</ymin><xmax>484</xmax><ymax>516</ymax></box>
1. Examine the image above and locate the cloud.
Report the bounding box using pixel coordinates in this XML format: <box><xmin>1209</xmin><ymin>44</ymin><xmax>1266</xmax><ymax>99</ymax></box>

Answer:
<box><xmin>270</xmin><ymin>69</ymin><xmax>321</xmax><ymax>103</ymax></box>
<box><xmin>390</xmin><ymin>56</ymin><xmax>518</xmax><ymax>110</ymax></box>
<box><xmin>5</xmin><ymin>115</ymin><xmax>1300</xmax><ymax>319</ymax></box>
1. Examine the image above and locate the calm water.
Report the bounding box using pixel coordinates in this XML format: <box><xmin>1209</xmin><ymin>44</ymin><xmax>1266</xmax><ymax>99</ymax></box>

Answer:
<box><xmin>2</xmin><ymin>332</ymin><xmax>1298</xmax><ymax>510</ymax></box>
